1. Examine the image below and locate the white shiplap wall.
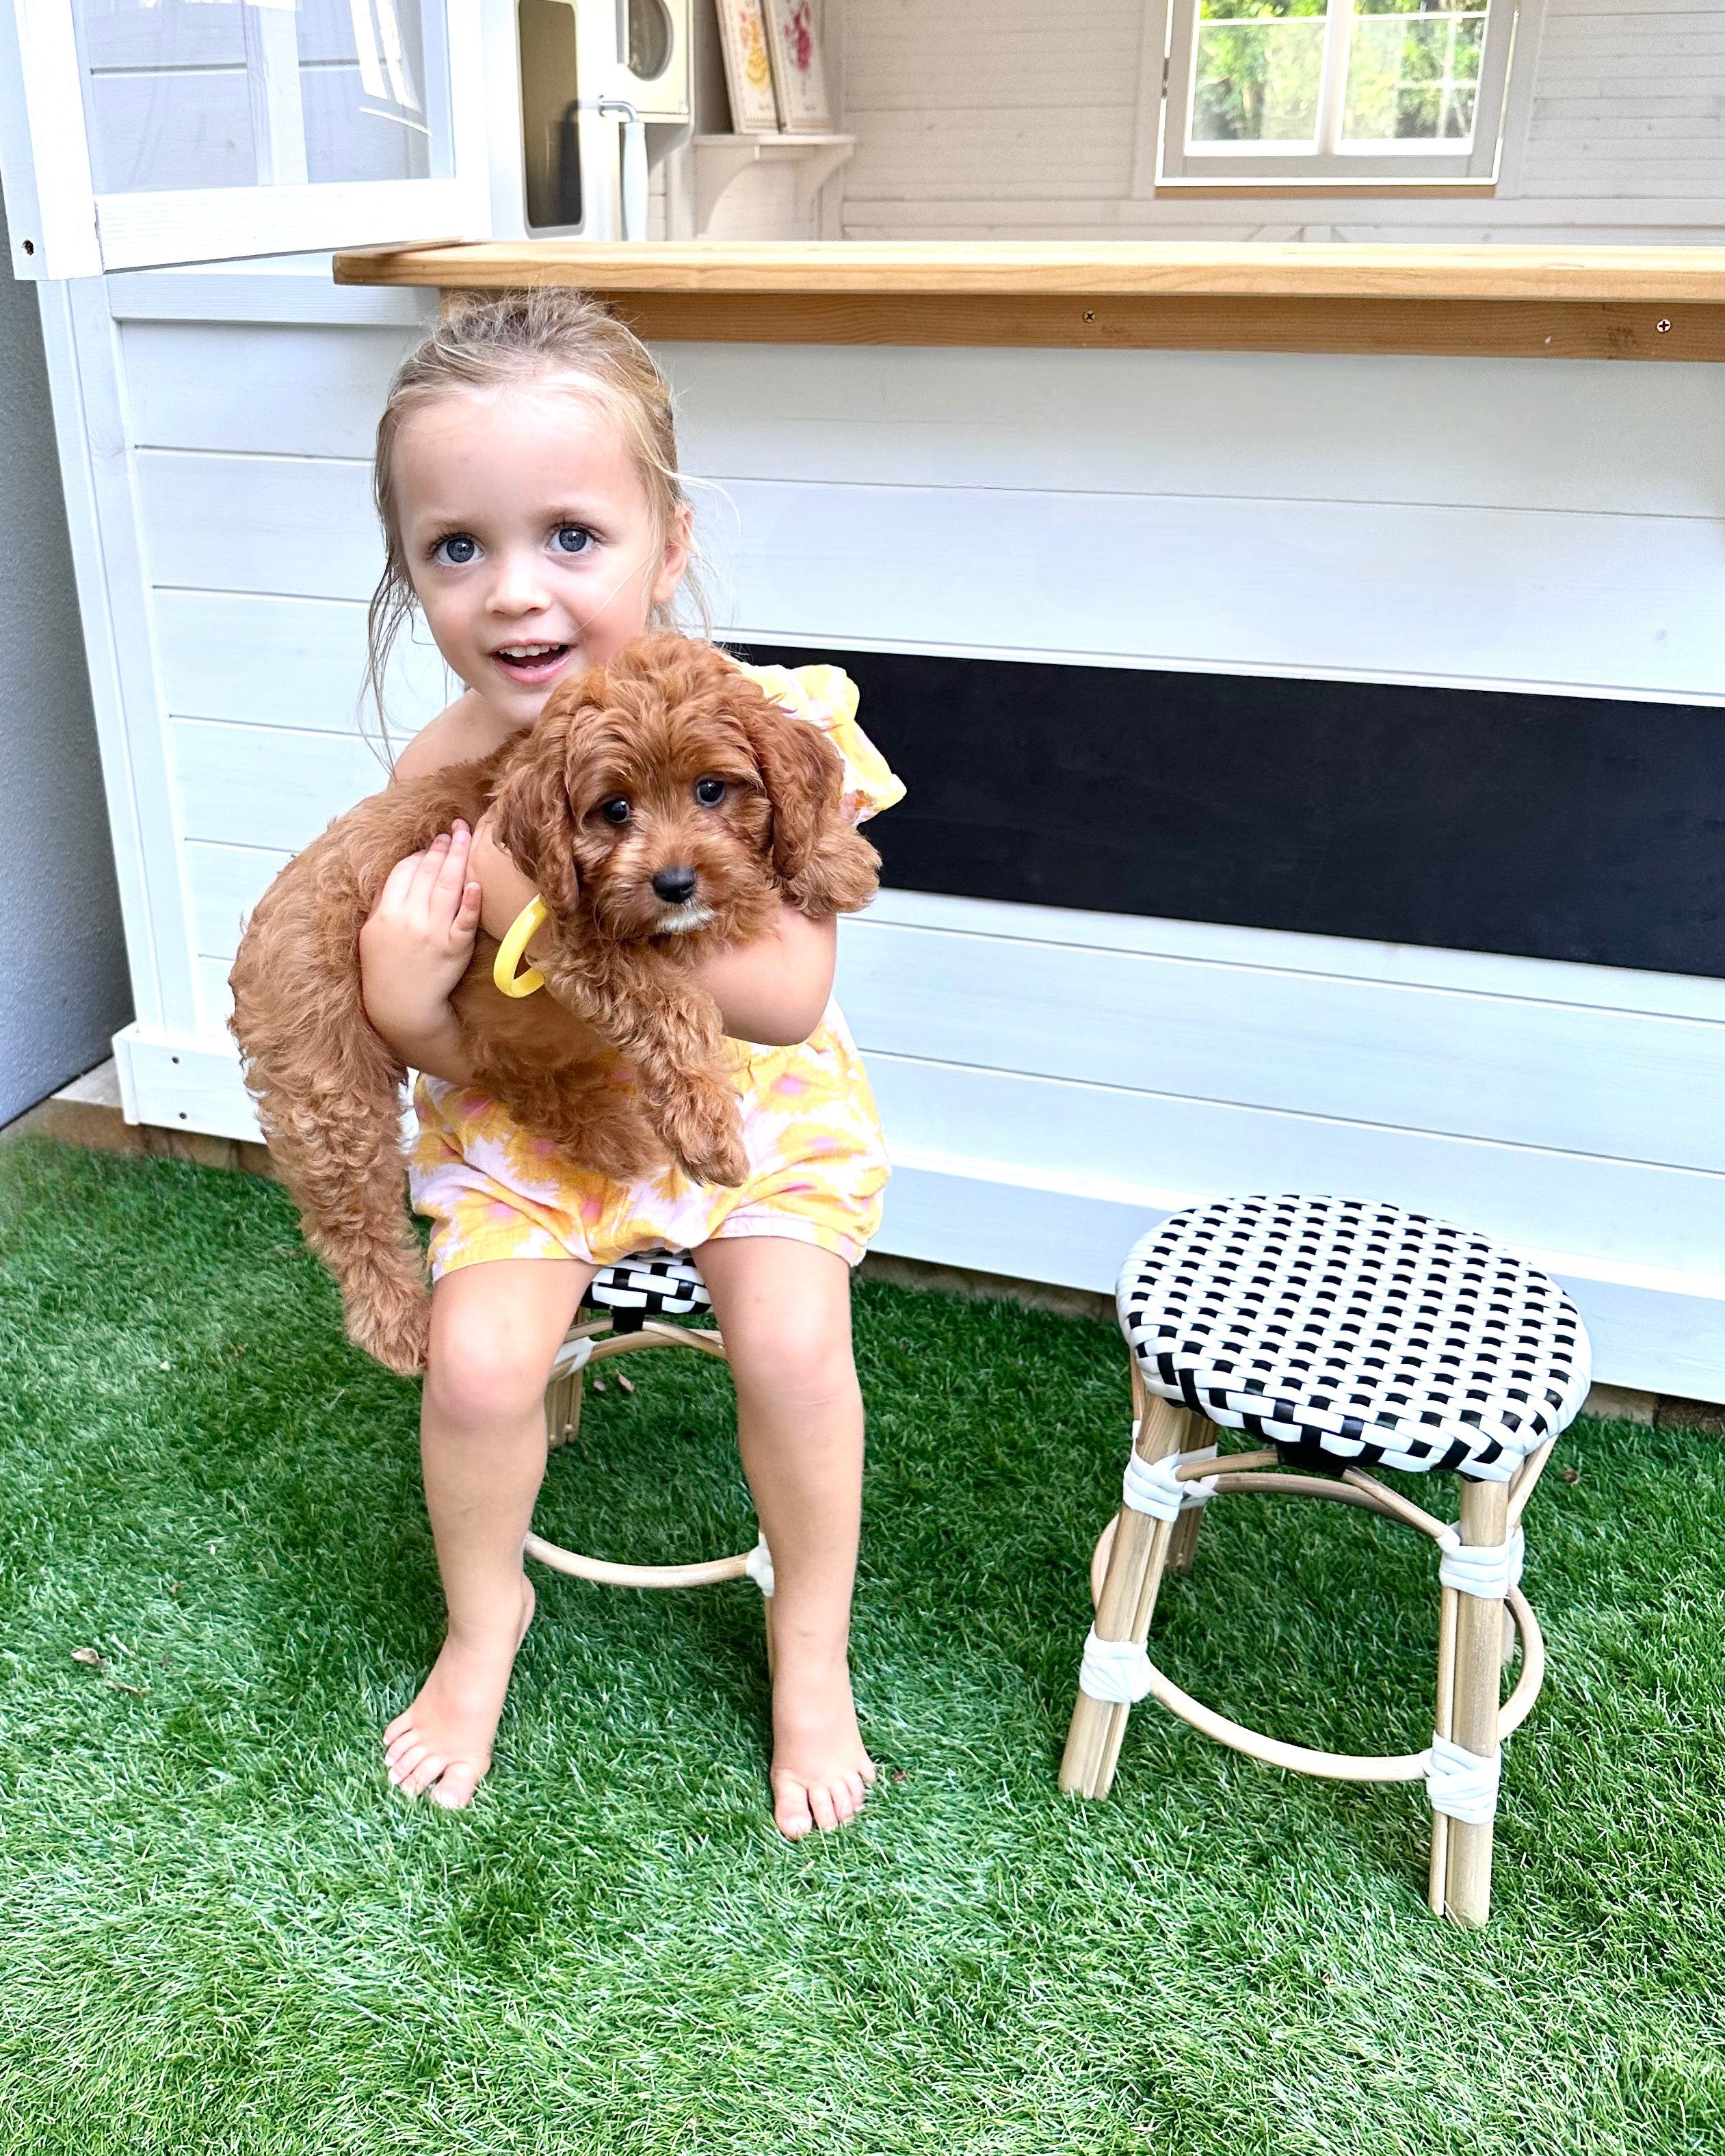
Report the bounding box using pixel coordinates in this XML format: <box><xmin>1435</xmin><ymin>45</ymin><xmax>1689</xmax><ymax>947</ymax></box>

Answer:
<box><xmin>60</xmin><ymin>266</ymin><xmax>1725</xmax><ymax>1399</ymax></box>
<box><xmin>839</xmin><ymin>0</ymin><xmax>1725</xmax><ymax>243</ymax></box>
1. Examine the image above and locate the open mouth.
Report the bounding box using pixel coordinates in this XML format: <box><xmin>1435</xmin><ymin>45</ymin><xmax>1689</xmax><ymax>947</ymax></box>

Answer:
<box><xmin>490</xmin><ymin>642</ymin><xmax>572</xmax><ymax>685</ymax></box>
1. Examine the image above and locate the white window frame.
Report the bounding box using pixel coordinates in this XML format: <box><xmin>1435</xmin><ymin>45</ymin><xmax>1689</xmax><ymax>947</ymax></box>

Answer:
<box><xmin>0</xmin><ymin>0</ymin><xmax>490</xmax><ymax>280</ymax></box>
<box><xmin>1155</xmin><ymin>0</ymin><xmax>1520</xmax><ymax>192</ymax></box>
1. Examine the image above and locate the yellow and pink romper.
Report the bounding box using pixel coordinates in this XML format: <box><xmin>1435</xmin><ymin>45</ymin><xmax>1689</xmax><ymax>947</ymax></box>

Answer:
<box><xmin>408</xmin><ymin>663</ymin><xmax>904</xmax><ymax>1280</ymax></box>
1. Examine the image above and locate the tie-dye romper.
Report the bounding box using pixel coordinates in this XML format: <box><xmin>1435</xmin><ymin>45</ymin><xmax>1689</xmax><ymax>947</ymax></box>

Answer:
<box><xmin>408</xmin><ymin>662</ymin><xmax>904</xmax><ymax>1280</ymax></box>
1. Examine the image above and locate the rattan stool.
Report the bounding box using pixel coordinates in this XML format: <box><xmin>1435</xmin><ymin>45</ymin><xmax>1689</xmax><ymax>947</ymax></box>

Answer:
<box><xmin>527</xmin><ymin>1250</ymin><xmax>775</xmax><ymax>1657</ymax></box>
<box><xmin>1061</xmin><ymin>1193</ymin><xmax>1591</xmax><ymax>1925</ymax></box>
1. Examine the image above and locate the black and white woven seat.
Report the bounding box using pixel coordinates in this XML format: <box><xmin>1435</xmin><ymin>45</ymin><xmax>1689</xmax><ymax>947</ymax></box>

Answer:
<box><xmin>1064</xmin><ymin>1194</ymin><xmax>1592</xmax><ymax>1928</ymax></box>
<box><xmin>583</xmin><ymin>1248</ymin><xmax>713</xmax><ymax>1332</ymax></box>
<box><xmin>527</xmin><ymin>1248</ymin><xmax>774</xmax><ymax>1605</ymax></box>
<box><xmin>1117</xmin><ymin>1193</ymin><xmax>1591</xmax><ymax>1480</ymax></box>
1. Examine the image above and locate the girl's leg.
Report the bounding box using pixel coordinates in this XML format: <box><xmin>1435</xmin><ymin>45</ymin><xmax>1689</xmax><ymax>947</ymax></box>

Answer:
<box><xmin>384</xmin><ymin>1254</ymin><xmax>592</xmax><ymax>1806</ymax></box>
<box><xmin>693</xmin><ymin>1235</ymin><xmax>875</xmax><ymax>1839</ymax></box>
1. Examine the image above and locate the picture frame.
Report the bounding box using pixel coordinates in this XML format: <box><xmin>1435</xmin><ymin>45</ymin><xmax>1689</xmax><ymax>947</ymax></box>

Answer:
<box><xmin>761</xmin><ymin>0</ymin><xmax>833</xmax><ymax>133</ymax></box>
<box><xmin>715</xmin><ymin>0</ymin><xmax>782</xmax><ymax>135</ymax></box>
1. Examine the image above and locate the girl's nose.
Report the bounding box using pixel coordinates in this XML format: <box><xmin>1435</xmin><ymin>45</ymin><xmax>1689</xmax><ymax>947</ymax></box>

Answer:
<box><xmin>486</xmin><ymin>552</ymin><xmax>552</xmax><ymax>615</ymax></box>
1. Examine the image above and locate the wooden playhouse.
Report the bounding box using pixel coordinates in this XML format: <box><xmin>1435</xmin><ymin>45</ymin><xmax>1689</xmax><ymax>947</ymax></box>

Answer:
<box><xmin>1</xmin><ymin>0</ymin><xmax>1720</xmax><ymax>1403</ymax></box>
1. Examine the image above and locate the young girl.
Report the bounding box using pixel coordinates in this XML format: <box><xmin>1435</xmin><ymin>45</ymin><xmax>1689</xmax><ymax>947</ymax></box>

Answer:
<box><xmin>354</xmin><ymin>291</ymin><xmax>901</xmax><ymax>1837</ymax></box>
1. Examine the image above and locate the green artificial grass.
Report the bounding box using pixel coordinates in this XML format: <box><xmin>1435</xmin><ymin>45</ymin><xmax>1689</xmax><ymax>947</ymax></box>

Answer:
<box><xmin>1</xmin><ymin>1137</ymin><xmax>1722</xmax><ymax>2155</ymax></box>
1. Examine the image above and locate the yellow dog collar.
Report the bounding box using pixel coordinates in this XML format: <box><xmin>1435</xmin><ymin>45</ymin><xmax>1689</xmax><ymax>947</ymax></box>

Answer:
<box><xmin>492</xmin><ymin>894</ymin><xmax>550</xmax><ymax>998</ymax></box>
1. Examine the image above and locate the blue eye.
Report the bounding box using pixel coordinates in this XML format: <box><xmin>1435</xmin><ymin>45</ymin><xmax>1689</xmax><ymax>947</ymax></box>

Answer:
<box><xmin>432</xmin><ymin>533</ymin><xmax>478</xmax><ymax>566</ymax></box>
<box><xmin>554</xmin><ymin>524</ymin><xmax>595</xmax><ymax>556</ymax></box>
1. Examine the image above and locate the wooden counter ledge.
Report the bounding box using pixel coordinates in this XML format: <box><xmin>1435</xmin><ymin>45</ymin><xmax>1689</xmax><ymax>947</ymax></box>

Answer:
<box><xmin>334</xmin><ymin>241</ymin><xmax>1725</xmax><ymax>361</ymax></box>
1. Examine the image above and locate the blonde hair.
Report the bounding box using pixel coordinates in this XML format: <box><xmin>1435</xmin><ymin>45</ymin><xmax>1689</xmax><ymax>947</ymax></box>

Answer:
<box><xmin>365</xmin><ymin>287</ymin><xmax>704</xmax><ymax>750</ymax></box>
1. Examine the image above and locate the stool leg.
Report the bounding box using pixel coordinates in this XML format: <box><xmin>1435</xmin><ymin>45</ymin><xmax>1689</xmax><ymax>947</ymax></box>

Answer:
<box><xmin>1060</xmin><ymin>1376</ymin><xmax>1186</xmax><ymax>1800</ymax></box>
<box><xmin>544</xmin><ymin>1366</ymin><xmax>584</xmax><ymax>1451</ymax></box>
<box><xmin>1166</xmin><ymin>1413</ymin><xmax>1216</xmax><ymax>1575</ymax></box>
<box><xmin>1439</xmin><ymin>1475</ymin><xmax>1508</xmax><ymax>1926</ymax></box>
<box><xmin>1428</xmin><ymin>1579</ymin><xmax>1458</xmax><ymax>1916</ymax></box>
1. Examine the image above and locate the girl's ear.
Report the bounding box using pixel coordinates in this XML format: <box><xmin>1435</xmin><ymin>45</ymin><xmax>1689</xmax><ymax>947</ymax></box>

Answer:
<box><xmin>735</xmin><ymin>689</ymin><xmax>880</xmax><ymax>916</ymax></box>
<box><xmin>490</xmin><ymin>713</ymin><xmax>581</xmax><ymax>917</ymax></box>
<box><xmin>648</xmin><ymin>502</ymin><xmax>693</xmax><ymax>615</ymax></box>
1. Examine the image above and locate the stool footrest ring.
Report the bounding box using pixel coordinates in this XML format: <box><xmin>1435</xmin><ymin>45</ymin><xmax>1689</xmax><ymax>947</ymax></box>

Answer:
<box><xmin>1082</xmin><ymin>1462</ymin><xmax>1546</xmax><ymax>1785</ymax></box>
<box><xmin>523</xmin><ymin>1535</ymin><xmax>754</xmax><ymax>1590</ymax></box>
<box><xmin>531</xmin><ymin>1310</ymin><xmax>761</xmax><ymax>1592</ymax></box>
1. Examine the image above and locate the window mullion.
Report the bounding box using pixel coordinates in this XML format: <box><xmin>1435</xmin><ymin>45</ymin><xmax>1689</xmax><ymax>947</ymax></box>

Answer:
<box><xmin>1317</xmin><ymin>0</ymin><xmax>1353</xmax><ymax>155</ymax></box>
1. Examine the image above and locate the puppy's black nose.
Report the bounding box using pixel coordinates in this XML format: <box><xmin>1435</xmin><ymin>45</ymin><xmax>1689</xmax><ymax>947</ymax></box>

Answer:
<box><xmin>653</xmin><ymin>866</ymin><xmax>698</xmax><ymax>905</ymax></box>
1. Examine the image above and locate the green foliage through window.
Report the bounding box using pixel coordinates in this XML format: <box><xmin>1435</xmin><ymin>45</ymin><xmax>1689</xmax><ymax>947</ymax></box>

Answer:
<box><xmin>1191</xmin><ymin>0</ymin><xmax>1488</xmax><ymax>149</ymax></box>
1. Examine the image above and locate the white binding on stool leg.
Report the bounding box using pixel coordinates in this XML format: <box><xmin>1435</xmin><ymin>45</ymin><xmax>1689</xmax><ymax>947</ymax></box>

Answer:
<box><xmin>1437</xmin><ymin>1525</ymin><xmax>1525</xmax><ymax>1600</ymax></box>
<box><xmin>1425</xmin><ymin>1733</ymin><xmax>1501</xmax><ymax>1824</ymax></box>
<box><xmin>744</xmin><ymin>1536</ymin><xmax>776</xmax><ymax>1598</ymax></box>
<box><xmin>1122</xmin><ymin>1445</ymin><xmax>1219</xmax><ymax>1525</ymax></box>
<box><xmin>549</xmin><ymin>1332</ymin><xmax>596</xmax><ymax>1379</ymax></box>
<box><xmin>1079</xmin><ymin>1627</ymin><xmax>1156</xmax><ymax>1705</ymax></box>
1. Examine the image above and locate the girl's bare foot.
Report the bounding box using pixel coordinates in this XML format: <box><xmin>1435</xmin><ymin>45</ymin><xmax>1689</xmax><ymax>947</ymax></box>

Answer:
<box><xmin>382</xmin><ymin>1575</ymin><xmax>535</xmax><ymax>1809</ymax></box>
<box><xmin>769</xmin><ymin>1644</ymin><xmax>876</xmax><ymax>1839</ymax></box>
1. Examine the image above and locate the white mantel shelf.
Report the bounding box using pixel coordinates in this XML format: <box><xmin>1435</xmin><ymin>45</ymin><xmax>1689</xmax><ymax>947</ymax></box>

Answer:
<box><xmin>689</xmin><ymin>135</ymin><xmax>854</xmax><ymax>236</ymax></box>
<box><xmin>333</xmin><ymin>241</ymin><xmax>1725</xmax><ymax>360</ymax></box>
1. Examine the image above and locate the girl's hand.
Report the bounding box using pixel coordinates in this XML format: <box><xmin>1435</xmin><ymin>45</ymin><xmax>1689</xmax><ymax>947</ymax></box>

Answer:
<box><xmin>359</xmin><ymin>824</ymin><xmax>482</xmax><ymax>1064</ymax></box>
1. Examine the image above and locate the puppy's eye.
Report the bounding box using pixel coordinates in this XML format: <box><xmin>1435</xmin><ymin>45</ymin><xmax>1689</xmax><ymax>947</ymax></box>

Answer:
<box><xmin>693</xmin><ymin>777</ymin><xmax>727</xmax><ymax>808</ymax></box>
<box><xmin>599</xmin><ymin>797</ymin><xmax>631</xmax><ymax>826</ymax></box>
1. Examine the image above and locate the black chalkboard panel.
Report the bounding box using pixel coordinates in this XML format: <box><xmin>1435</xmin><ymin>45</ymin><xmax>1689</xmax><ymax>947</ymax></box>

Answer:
<box><xmin>737</xmin><ymin>644</ymin><xmax>1724</xmax><ymax>978</ymax></box>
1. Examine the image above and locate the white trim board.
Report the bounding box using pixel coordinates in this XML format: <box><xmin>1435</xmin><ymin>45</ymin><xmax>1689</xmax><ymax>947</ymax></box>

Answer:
<box><xmin>663</xmin><ymin>341</ymin><xmax>1725</xmax><ymax>523</ymax></box>
<box><xmin>861</xmin><ymin>1048</ymin><xmax>1723</xmax><ymax>1292</ymax></box>
<box><xmin>40</xmin><ymin>280</ymin><xmax>200</xmax><ymax>1036</ymax></box>
<box><xmin>860</xmin><ymin>889</ymin><xmax>1725</xmax><ymax>1023</ymax></box>
<box><xmin>107</xmin><ymin>266</ymin><xmax>434</xmax><ymax>328</ymax></box>
<box><xmin>839</xmin><ymin>922</ymin><xmax>1724</xmax><ymax>1175</ymax></box>
<box><xmin>109</xmin><ymin>1027</ymin><xmax>1725</xmax><ymax>1403</ymax></box>
<box><xmin>702</xmin><ymin>475</ymin><xmax>1725</xmax><ymax>705</ymax></box>
<box><xmin>154</xmin><ymin>590</ymin><xmax>449</xmax><ymax>735</ymax></box>
<box><xmin>724</xmin><ymin>624</ymin><xmax>1725</xmax><ymax>713</ymax></box>
<box><xmin>94</xmin><ymin>177</ymin><xmax>480</xmax><ymax>272</ymax></box>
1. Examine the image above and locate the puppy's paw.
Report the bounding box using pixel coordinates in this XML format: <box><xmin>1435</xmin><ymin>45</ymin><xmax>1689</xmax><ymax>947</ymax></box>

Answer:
<box><xmin>347</xmin><ymin>1282</ymin><xmax>432</xmax><ymax>1376</ymax></box>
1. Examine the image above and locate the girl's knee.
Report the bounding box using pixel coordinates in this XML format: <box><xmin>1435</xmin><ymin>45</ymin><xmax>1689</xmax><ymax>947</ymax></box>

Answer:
<box><xmin>423</xmin><ymin>1259</ymin><xmax>590</xmax><ymax>1428</ymax></box>
<box><xmin>729</xmin><ymin>1296</ymin><xmax>857</xmax><ymax>1415</ymax></box>
<box><xmin>425</xmin><ymin>1306</ymin><xmax>553</xmax><ymax>1427</ymax></box>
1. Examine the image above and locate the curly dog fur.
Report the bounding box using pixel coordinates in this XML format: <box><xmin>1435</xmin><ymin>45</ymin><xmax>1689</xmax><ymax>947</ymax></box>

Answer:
<box><xmin>230</xmin><ymin>635</ymin><xmax>880</xmax><ymax>1375</ymax></box>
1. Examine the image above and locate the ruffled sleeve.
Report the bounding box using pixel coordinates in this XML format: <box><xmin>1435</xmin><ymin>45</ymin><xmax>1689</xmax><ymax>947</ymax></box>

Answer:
<box><xmin>736</xmin><ymin>661</ymin><xmax>906</xmax><ymax>826</ymax></box>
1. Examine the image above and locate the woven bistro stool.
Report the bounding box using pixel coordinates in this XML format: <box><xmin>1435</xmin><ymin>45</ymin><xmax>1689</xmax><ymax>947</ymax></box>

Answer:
<box><xmin>1061</xmin><ymin>1194</ymin><xmax>1591</xmax><ymax>1925</ymax></box>
<box><xmin>526</xmin><ymin>1250</ymin><xmax>776</xmax><ymax>1655</ymax></box>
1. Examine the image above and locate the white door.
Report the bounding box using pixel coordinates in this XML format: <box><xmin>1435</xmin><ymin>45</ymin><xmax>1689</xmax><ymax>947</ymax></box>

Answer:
<box><xmin>0</xmin><ymin>0</ymin><xmax>488</xmax><ymax>278</ymax></box>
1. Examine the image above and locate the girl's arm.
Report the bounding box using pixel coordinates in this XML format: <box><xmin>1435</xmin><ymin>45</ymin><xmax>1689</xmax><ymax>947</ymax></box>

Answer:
<box><xmin>469</xmin><ymin>815</ymin><xmax>836</xmax><ymax>1046</ymax></box>
<box><xmin>695</xmin><ymin>906</ymin><xmax>836</xmax><ymax>1045</ymax></box>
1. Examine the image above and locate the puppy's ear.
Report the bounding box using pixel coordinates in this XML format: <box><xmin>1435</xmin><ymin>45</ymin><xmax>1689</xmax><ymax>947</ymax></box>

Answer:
<box><xmin>734</xmin><ymin>688</ymin><xmax>880</xmax><ymax>916</ymax></box>
<box><xmin>490</xmin><ymin>706</ymin><xmax>584</xmax><ymax>916</ymax></box>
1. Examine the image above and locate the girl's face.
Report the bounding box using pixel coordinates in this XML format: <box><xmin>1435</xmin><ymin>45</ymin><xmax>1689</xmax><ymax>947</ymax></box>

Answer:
<box><xmin>393</xmin><ymin>380</ymin><xmax>689</xmax><ymax>730</ymax></box>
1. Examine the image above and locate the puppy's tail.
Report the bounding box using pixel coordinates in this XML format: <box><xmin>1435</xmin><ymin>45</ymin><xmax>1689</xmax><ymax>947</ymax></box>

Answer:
<box><xmin>257</xmin><ymin>1079</ymin><xmax>432</xmax><ymax>1377</ymax></box>
<box><xmin>230</xmin><ymin>871</ymin><xmax>432</xmax><ymax>1376</ymax></box>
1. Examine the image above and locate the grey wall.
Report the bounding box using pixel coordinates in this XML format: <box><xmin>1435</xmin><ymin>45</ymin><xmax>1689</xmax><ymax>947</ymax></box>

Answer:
<box><xmin>0</xmin><ymin>193</ymin><xmax>132</xmax><ymax>1124</ymax></box>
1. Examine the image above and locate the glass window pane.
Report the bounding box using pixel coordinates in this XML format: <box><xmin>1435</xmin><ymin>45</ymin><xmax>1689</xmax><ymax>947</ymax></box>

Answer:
<box><xmin>301</xmin><ymin>0</ymin><xmax>433</xmax><ymax>183</ymax></box>
<box><xmin>1191</xmin><ymin>1</ymin><xmax>1330</xmax><ymax>146</ymax></box>
<box><xmin>73</xmin><ymin>0</ymin><xmax>444</xmax><ymax>194</ymax></box>
<box><xmin>1342</xmin><ymin>1</ymin><xmax>1485</xmax><ymax>145</ymax></box>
